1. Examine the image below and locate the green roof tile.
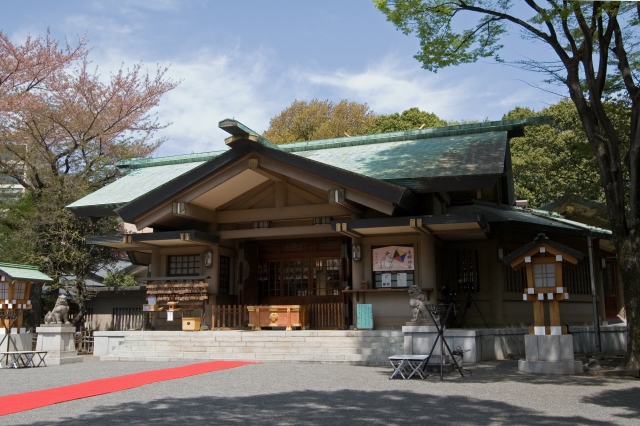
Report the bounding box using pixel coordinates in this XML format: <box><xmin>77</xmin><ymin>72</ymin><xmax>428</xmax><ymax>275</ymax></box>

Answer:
<box><xmin>0</xmin><ymin>262</ymin><xmax>53</xmax><ymax>282</ymax></box>
<box><xmin>292</xmin><ymin>131</ymin><xmax>508</xmax><ymax>180</ymax></box>
<box><xmin>67</xmin><ymin>161</ymin><xmax>206</xmax><ymax>210</ymax></box>
<box><xmin>280</xmin><ymin>116</ymin><xmax>551</xmax><ymax>153</ymax></box>
<box><xmin>116</xmin><ymin>150</ymin><xmax>227</xmax><ymax>169</ymax></box>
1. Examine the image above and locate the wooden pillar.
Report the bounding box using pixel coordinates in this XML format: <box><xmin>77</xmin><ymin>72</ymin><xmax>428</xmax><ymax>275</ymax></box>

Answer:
<box><xmin>533</xmin><ymin>300</ymin><xmax>545</xmax><ymax>327</ymax></box>
<box><xmin>549</xmin><ymin>300</ymin><xmax>561</xmax><ymax>327</ymax></box>
<box><xmin>419</xmin><ymin>233</ymin><xmax>436</xmax><ymax>290</ymax></box>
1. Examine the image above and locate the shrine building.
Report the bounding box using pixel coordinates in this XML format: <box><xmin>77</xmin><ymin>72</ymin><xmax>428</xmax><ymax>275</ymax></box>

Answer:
<box><xmin>67</xmin><ymin>117</ymin><xmax>622</xmax><ymax>335</ymax></box>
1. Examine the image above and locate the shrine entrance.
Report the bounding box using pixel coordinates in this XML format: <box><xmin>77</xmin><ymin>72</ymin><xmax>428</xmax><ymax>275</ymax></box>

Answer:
<box><xmin>238</xmin><ymin>238</ymin><xmax>349</xmax><ymax>329</ymax></box>
<box><xmin>255</xmin><ymin>238</ymin><xmax>348</xmax><ymax>306</ymax></box>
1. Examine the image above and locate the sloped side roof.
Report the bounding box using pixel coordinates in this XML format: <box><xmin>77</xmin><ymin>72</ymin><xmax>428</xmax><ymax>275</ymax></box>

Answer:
<box><xmin>67</xmin><ymin>161</ymin><xmax>207</xmax><ymax>216</ymax></box>
<box><xmin>447</xmin><ymin>201</ymin><xmax>612</xmax><ymax>239</ymax></box>
<box><xmin>0</xmin><ymin>262</ymin><xmax>53</xmax><ymax>282</ymax></box>
<box><xmin>292</xmin><ymin>131</ymin><xmax>507</xmax><ymax>180</ymax></box>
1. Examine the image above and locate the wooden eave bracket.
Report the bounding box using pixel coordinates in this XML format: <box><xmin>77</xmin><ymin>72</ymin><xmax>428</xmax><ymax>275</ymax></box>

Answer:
<box><xmin>336</xmin><ymin>222</ymin><xmax>361</xmax><ymax>238</ymax></box>
<box><xmin>172</xmin><ymin>202</ymin><xmax>216</xmax><ymax>223</ymax></box>
<box><xmin>409</xmin><ymin>218</ymin><xmax>431</xmax><ymax>234</ymax></box>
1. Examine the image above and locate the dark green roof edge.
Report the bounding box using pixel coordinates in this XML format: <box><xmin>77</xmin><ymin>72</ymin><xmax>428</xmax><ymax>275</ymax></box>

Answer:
<box><xmin>280</xmin><ymin>116</ymin><xmax>552</xmax><ymax>153</ymax></box>
<box><xmin>0</xmin><ymin>262</ymin><xmax>40</xmax><ymax>271</ymax></box>
<box><xmin>219</xmin><ymin>119</ymin><xmax>262</xmax><ymax>137</ymax></box>
<box><xmin>115</xmin><ymin>150</ymin><xmax>228</xmax><ymax>169</ymax></box>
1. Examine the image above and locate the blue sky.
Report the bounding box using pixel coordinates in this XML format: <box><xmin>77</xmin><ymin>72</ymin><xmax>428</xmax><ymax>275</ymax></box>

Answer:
<box><xmin>3</xmin><ymin>1</ymin><xmax>560</xmax><ymax>156</ymax></box>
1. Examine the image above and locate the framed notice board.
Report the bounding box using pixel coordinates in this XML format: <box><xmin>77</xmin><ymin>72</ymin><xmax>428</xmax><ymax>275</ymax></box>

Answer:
<box><xmin>356</xmin><ymin>304</ymin><xmax>373</xmax><ymax>330</ymax></box>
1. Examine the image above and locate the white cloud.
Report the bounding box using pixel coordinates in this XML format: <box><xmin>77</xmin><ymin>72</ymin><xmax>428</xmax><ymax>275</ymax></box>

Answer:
<box><xmin>293</xmin><ymin>56</ymin><xmax>559</xmax><ymax>122</ymax></box>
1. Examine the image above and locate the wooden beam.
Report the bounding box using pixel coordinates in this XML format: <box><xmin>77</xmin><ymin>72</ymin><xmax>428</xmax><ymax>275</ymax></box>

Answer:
<box><xmin>409</xmin><ymin>218</ymin><xmax>431</xmax><ymax>234</ymax></box>
<box><xmin>173</xmin><ymin>202</ymin><xmax>216</xmax><ymax>223</ymax></box>
<box><xmin>437</xmin><ymin>192</ymin><xmax>451</xmax><ymax>205</ymax></box>
<box><xmin>216</xmin><ymin>181</ymin><xmax>275</xmax><ymax>211</ymax></box>
<box><xmin>236</xmin><ymin>186</ymin><xmax>275</xmax><ymax>210</ymax></box>
<box><xmin>275</xmin><ymin>181</ymin><xmax>287</xmax><ymax>208</ymax></box>
<box><xmin>258</xmin><ymin>156</ymin><xmax>396</xmax><ymax>215</ymax></box>
<box><xmin>336</xmin><ymin>222</ymin><xmax>362</xmax><ymax>238</ymax></box>
<box><xmin>219</xmin><ymin>224</ymin><xmax>336</xmax><ymax>240</ymax></box>
<box><xmin>285</xmin><ymin>183</ymin><xmax>325</xmax><ymax>204</ymax></box>
<box><xmin>216</xmin><ymin>203</ymin><xmax>350</xmax><ymax>223</ymax></box>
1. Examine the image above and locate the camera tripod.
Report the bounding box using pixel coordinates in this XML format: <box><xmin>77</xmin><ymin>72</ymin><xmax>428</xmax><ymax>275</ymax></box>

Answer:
<box><xmin>458</xmin><ymin>281</ymin><xmax>489</xmax><ymax>329</ymax></box>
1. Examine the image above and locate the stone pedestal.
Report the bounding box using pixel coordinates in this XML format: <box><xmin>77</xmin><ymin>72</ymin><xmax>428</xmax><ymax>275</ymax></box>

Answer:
<box><xmin>518</xmin><ymin>335</ymin><xmax>582</xmax><ymax>375</ymax></box>
<box><xmin>36</xmin><ymin>325</ymin><xmax>82</xmax><ymax>365</ymax></box>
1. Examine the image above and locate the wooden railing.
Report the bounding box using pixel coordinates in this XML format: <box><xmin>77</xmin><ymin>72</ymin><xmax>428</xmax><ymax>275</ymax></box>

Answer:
<box><xmin>310</xmin><ymin>303</ymin><xmax>345</xmax><ymax>330</ymax></box>
<box><xmin>211</xmin><ymin>303</ymin><xmax>345</xmax><ymax>330</ymax></box>
<box><xmin>112</xmin><ymin>307</ymin><xmax>143</xmax><ymax>331</ymax></box>
<box><xmin>212</xmin><ymin>305</ymin><xmax>248</xmax><ymax>329</ymax></box>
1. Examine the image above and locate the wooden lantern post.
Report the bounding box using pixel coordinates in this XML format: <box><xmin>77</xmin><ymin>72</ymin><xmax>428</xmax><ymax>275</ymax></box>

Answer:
<box><xmin>0</xmin><ymin>262</ymin><xmax>53</xmax><ymax>352</ymax></box>
<box><xmin>504</xmin><ymin>234</ymin><xmax>584</xmax><ymax>336</ymax></box>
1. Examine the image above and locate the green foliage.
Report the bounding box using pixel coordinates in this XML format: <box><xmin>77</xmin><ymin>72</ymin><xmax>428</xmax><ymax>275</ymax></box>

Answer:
<box><xmin>263</xmin><ymin>99</ymin><xmax>376</xmax><ymax>143</ymax></box>
<box><xmin>103</xmin><ymin>269</ymin><xmax>137</xmax><ymax>288</ymax></box>
<box><xmin>370</xmin><ymin>107</ymin><xmax>447</xmax><ymax>133</ymax></box>
<box><xmin>507</xmin><ymin>99</ymin><xmax>630</xmax><ymax>209</ymax></box>
<box><xmin>374</xmin><ymin>0</ymin><xmax>508</xmax><ymax>72</ymax></box>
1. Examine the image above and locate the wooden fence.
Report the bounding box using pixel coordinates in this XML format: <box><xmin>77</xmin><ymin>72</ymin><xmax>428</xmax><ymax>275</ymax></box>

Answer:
<box><xmin>211</xmin><ymin>303</ymin><xmax>345</xmax><ymax>330</ymax></box>
<box><xmin>309</xmin><ymin>303</ymin><xmax>345</xmax><ymax>330</ymax></box>
<box><xmin>75</xmin><ymin>330</ymin><xmax>94</xmax><ymax>354</ymax></box>
<box><xmin>112</xmin><ymin>307</ymin><xmax>143</xmax><ymax>331</ymax></box>
<box><xmin>212</xmin><ymin>305</ymin><xmax>248</xmax><ymax>329</ymax></box>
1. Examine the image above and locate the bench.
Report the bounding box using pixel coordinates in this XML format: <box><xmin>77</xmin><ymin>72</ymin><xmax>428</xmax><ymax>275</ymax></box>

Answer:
<box><xmin>388</xmin><ymin>354</ymin><xmax>429</xmax><ymax>379</ymax></box>
<box><xmin>0</xmin><ymin>351</ymin><xmax>47</xmax><ymax>369</ymax></box>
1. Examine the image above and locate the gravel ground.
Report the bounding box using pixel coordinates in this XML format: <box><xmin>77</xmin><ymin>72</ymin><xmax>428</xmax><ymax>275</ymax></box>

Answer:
<box><xmin>1</xmin><ymin>357</ymin><xmax>639</xmax><ymax>426</ymax></box>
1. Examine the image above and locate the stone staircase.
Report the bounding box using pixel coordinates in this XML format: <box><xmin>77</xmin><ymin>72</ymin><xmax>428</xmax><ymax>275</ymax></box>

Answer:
<box><xmin>101</xmin><ymin>330</ymin><xmax>404</xmax><ymax>365</ymax></box>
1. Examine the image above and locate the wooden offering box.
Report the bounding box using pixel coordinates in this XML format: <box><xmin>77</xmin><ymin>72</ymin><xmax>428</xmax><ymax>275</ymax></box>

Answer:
<box><xmin>247</xmin><ymin>305</ymin><xmax>308</xmax><ymax>331</ymax></box>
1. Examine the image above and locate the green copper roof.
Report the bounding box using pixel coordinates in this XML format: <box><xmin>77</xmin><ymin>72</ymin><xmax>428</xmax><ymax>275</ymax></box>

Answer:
<box><xmin>116</xmin><ymin>150</ymin><xmax>227</xmax><ymax>169</ymax></box>
<box><xmin>279</xmin><ymin>116</ymin><xmax>551</xmax><ymax>153</ymax></box>
<box><xmin>67</xmin><ymin>160</ymin><xmax>207</xmax><ymax>213</ymax></box>
<box><xmin>291</xmin><ymin>131</ymin><xmax>507</xmax><ymax>180</ymax></box>
<box><xmin>0</xmin><ymin>262</ymin><xmax>53</xmax><ymax>282</ymax></box>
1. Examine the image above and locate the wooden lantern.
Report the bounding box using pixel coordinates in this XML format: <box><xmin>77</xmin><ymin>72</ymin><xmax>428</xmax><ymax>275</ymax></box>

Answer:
<box><xmin>503</xmin><ymin>235</ymin><xmax>585</xmax><ymax>336</ymax></box>
<box><xmin>0</xmin><ymin>262</ymin><xmax>53</xmax><ymax>331</ymax></box>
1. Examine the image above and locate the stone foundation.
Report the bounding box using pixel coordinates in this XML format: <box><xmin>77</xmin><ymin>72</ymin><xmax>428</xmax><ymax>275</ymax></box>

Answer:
<box><xmin>518</xmin><ymin>335</ymin><xmax>582</xmax><ymax>375</ymax></box>
<box><xmin>36</xmin><ymin>325</ymin><xmax>82</xmax><ymax>365</ymax></box>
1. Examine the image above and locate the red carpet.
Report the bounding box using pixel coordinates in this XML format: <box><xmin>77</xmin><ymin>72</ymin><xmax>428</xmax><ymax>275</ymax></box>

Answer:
<box><xmin>0</xmin><ymin>360</ymin><xmax>254</xmax><ymax>416</ymax></box>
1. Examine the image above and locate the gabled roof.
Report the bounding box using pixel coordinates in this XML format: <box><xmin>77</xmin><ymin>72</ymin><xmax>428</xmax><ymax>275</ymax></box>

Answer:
<box><xmin>67</xmin><ymin>116</ymin><xmax>551</xmax><ymax>219</ymax></box>
<box><xmin>502</xmin><ymin>233</ymin><xmax>585</xmax><ymax>266</ymax></box>
<box><xmin>115</xmin><ymin>138</ymin><xmax>417</xmax><ymax>223</ymax></box>
<box><xmin>0</xmin><ymin>262</ymin><xmax>53</xmax><ymax>283</ymax></box>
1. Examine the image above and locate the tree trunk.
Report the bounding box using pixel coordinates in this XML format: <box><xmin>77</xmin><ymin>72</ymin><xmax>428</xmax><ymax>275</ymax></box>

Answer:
<box><xmin>617</xmin><ymin>232</ymin><xmax>640</xmax><ymax>368</ymax></box>
<box><xmin>24</xmin><ymin>283</ymin><xmax>43</xmax><ymax>331</ymax></box>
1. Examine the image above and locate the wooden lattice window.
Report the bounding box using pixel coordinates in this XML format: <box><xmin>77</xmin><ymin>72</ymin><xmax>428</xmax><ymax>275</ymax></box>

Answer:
<box><xmin>503</xmin><ymin>249</ymin><xmax>526</xmax><ymax>293</ymax></box>
<box><xmin>0</xmin><ymin>282</ymin><xmax>8</xmax><ymax>299</ymax></box>
<box><xmin>219</xmin><ymin>255</ymin><xmax>230</xmax><ymax>295</ymax></box>
<box><xmin>457</xmin><ymin>249</ymin><xmax>480</xmax><ymax>292</ymax></box>
<box><xmin>259</xmin><ymin>261</ymin><xmax>281</xmax><ymax>297</ymax></box>
<box><xmin>313</xmin><ymin>259</ymin><xmax>341</xmax><ymax>296</ymax></box>
<box><xmin>563</xmin><ymin>258</ymin><xmax>592</xmax><ymax>294</ymax></box>
<box><xmin>168</xmin><ymin>254</ymin><xmax>200</xmax><ymax>276</ymax></box>
<box><xmin>284</xmin><ymin>260</ymin><xmax>309</xmax><ymax>296</ymax></box>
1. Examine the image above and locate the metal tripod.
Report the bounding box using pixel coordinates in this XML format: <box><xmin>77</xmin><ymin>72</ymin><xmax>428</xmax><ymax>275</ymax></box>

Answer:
<box><xmin>459</xmin><ymin>287</ymin><xmax>489</xmax><ymax>329</ymax></box>
<box><xmin>425</xmin><ymin>303</ymin><xmax>465</xmax><ymax>381</ymax></box>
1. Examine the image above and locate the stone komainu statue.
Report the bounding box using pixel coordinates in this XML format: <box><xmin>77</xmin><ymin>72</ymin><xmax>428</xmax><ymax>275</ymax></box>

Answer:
<box><xmin>408</xmin><ymin>285</ymin><xmax>431</xmax><ymax>323</ymax></box>
<box><xmin>44</xmin><ymin>295</ymin><xmax>70</xmax><ymax>325</ymax></box>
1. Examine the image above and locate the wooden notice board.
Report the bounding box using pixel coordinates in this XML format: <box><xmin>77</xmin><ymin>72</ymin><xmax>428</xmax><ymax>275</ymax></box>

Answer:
<box><xmin>356</xmin><ymin>304</ymin><xmax>373</xmax><ymax>330</ymax></box>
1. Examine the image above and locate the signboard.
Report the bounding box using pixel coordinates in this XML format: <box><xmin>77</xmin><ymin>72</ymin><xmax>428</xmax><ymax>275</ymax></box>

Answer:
<box><xmin>381</xmin><ymin>273</ymin><xmax>392</xmax><ymax>287</ymax></box>
<box><xmin>397</xmin><ymin>272</ymin><xmax>408</xmax><ymax>287</ymax></box>
<box><xmin>356</xmin><ymin>304</ymin><xmax>373</xmax><ymax>330</ymax></box>
<box><xmin>373</xmin><ymin>246</ymin><xmax>414</xmax><ymax>271</ymax></box>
